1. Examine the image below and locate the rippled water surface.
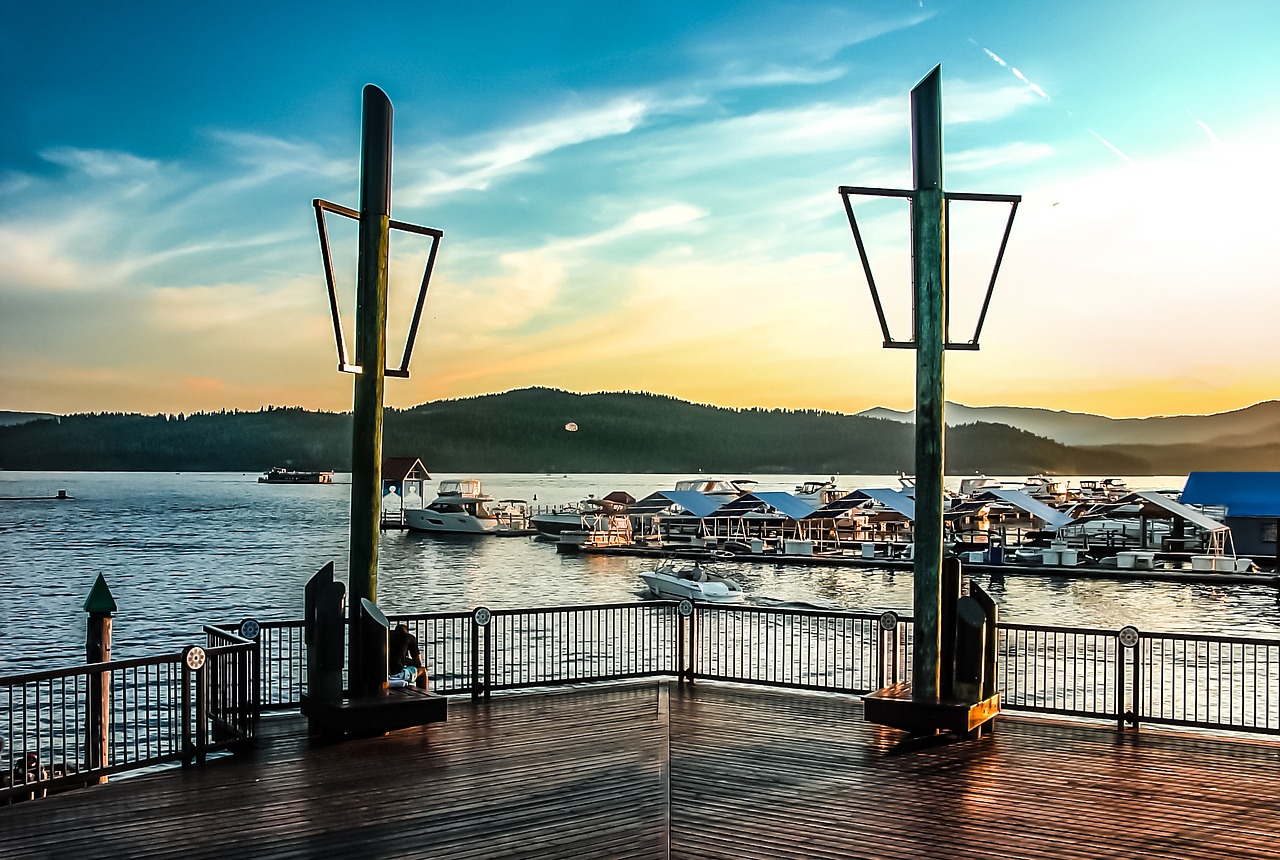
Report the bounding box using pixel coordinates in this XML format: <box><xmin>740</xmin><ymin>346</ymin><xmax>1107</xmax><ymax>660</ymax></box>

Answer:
<box><xmin>2</xmin><ymin>471</ymin><xmax>1276</xmax><ymax>672</ymax></box>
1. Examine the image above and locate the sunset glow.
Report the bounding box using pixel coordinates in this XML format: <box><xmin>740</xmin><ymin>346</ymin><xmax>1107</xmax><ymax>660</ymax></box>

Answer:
<box><xmin>3</xmin><ymin>3</ymin><xmax>1277</xmax><ymax>418</ymax></box>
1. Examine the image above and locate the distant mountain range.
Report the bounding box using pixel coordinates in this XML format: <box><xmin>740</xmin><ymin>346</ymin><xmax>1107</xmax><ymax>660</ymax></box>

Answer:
<box><xmin>1</xmin><ymin>390</ymin><xmax>1274</xmax><ymax>474</ymax></box>
<box><xmin>859</xmin><ymin>401</ymin><xmax>1280</xmax><ymax>448</ymax></box>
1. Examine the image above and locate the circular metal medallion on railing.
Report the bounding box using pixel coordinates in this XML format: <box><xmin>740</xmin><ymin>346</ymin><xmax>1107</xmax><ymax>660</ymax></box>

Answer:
<box><xmin>239</xmin><ymin>618</ymin><xmax>261</xmax><ymax>640</ymax></box>
<box><xmin>879</xmin><ymin>610</ymin><xmax>899</xmax><ymax>631</ymax></box>
<box><xmin>677</xmin><ymin>599</ymin><xmax>694</xmax><ymax>617</ymax></box>
<box><xmin>473</xmin><ymin>607</ymin><xmax>492</xmax><ymax>627</ymax></box>
<box><xmin>185</xmin><ymin>646</ymin><xmax>207</xmax><ymax>671</ymax></box>
<box><xmin>1118</xmin><ymin>625</ymin><xmax>1140</xmax><ymax>648</ymax></box>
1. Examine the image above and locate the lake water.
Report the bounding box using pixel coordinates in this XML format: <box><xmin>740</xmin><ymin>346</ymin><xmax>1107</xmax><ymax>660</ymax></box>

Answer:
<box><xmin>2</xmin><ymin>471</ymin><xmax>1277</xmax><ymax>673</ymax></box>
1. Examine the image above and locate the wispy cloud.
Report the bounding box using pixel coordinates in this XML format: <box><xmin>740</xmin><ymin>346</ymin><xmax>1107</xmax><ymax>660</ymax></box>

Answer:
<box><xmin>396</xmin><ymin>97</ymin><xmax>662</xmax><ymax>204</ymax></box>
<box><xmin>41</xmin><ymin>147</ymin><xmax>161</xmax><ymax>179</ymax></box>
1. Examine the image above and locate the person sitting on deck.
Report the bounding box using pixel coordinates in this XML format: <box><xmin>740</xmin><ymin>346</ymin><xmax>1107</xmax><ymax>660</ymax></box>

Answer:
<box><xmin>388</xmin><ymin>623</ymin><xmax>427</xmax><ymax>690</ymax></box>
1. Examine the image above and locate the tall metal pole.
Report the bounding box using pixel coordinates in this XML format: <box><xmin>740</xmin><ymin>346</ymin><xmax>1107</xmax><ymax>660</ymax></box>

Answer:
<box><xmin>910</xmin><ymin>66</ymin><xmax>946</xmax><ymax>701</ymax></box>
<box><xmin>347</xmin><ymin>84</ymin><xmax>392</xmax><ymax>698</ymax></box>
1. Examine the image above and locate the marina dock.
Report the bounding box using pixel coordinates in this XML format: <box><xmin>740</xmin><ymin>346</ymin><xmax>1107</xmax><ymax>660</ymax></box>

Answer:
<box><xmin>577</xmin><ymin>542</ymin><xmax>1280</xmax><ymax>586</ymax></box>
<box><xmin>4</xmin><ymin>681</ymin><xmax>1280</xmax><ymax>858</ymax></box>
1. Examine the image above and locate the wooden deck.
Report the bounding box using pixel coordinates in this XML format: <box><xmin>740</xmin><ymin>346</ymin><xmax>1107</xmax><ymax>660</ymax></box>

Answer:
<box><xmin>4</xmin><ymin>682</ymin><xmax>1280</xmax><ymax>859</ymax></box>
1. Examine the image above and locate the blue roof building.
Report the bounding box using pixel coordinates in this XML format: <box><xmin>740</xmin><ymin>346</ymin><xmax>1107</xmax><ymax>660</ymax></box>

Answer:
<box><xmin>1180</xmin><ymin>472</ymin><xmax>1280</xmax><ymax>559</ymax></box>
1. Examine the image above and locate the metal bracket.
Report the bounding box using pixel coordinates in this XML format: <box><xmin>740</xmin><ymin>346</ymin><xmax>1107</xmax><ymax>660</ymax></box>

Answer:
<box><xmin>838</xmin><ymin>185</ymin><xmax>1020</xmax><ymax>350</ymax></box>
<box><xmin>313</xmin><ymin>198</ymin><xmax>443</xmax><ymax>377</ymax></box>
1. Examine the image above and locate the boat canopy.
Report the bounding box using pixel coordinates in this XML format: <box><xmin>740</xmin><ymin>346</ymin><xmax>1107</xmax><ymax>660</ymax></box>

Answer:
<box><xmin>1129</xmin><ymin>490</ymin><xmax>1228</xmax><ymax>533</ymax></box>
<box><xmin>1180</xmin><ymin>472</ymin><xmax>1280</xmax><ymax>518</ymax></box>
<box><xmin>845</xmin><ymin>488</ymin><xmax>916</xmax><ymax>521</ymax></box>
<box><xmin>972</xmin><ymin>489</ymin><xmax>1074</xmax><ymax>530</ymax></box>
<box><xmin>706</xmin><ymin>492</ymin><xmax>815</xmax><ymax>521</ymax></box>
<box><xmin>804</xmin><ymin>493</ymin><xmax>873</xmax><ymax>520</ymax></box>
<box><xmin>627</xmin><ymin>490</ymin><xmax>725</xmax><ymax>518</ymax></box>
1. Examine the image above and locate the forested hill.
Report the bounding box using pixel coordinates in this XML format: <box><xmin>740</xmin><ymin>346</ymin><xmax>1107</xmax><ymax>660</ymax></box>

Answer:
<box><xmin>0</xmin><ymin>387</ymin><xmax>1206</xmax><ymax>475</ymax></box>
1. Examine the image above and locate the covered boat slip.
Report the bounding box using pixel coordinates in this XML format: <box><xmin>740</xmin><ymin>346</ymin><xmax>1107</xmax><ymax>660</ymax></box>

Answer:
<box><xmin>5</xmin><ymin>682</ymin><xmax>1280</xmax><ymax>859</ymax></box>
<box><xmin>636</xmin><ymin>483</ymin><xmax>1263</xmax><ymax>566</ymax></box>
<box><xmin>1182</xmin><ymin>471</ymin><xmax>1280</xmax><ymax>561</ymax></box>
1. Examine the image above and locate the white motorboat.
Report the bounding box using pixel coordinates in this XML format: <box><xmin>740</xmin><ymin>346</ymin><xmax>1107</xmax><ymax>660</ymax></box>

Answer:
<box><xmin>530</xmin><ymin>491</ymin><xmax>634</xmax><ymax>539</ymax></box>
<box><xmin>794</xmin><ymin>478</ymin><xmax>845</xmax><ymax>508</ymax></box>
<box><xmin>639</xmin><ymin>561</ymin><xmax>745</xmax><ymax>603</ymax></box>
<box><xmin>673</xmin><ymin>478</ymin><xmax>755</xmax><ymax>500</ymax></box>
<box><xmin>405</xmin><ymin>479</ymin><xmax>529</xmax><ymax>534</ymax></box>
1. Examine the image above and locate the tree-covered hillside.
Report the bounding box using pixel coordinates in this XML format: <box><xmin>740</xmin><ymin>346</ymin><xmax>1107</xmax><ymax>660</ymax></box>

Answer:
<box><xmin>0</xmin><ymin>387</ymin><xmax>1238</xmax><ymax>474</ymax></box>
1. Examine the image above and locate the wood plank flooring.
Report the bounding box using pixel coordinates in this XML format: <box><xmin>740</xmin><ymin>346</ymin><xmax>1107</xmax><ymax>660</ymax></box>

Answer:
<box><xmin>3</xmin><ymin>682</ymin><xmax>1279</xmax><ymax>859</ymax></box>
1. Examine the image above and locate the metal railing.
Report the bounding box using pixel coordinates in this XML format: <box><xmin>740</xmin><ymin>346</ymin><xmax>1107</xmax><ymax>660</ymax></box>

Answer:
<box><xmin>7</xmin><ymin>602</ymin><xmax>1278</xmax><ymax>804</ymax></box>
<box><xmin>476</xmin><ymin>602</ymin><xmax>679</xmax><ymax>695</ymax></box>
<box><xmin>690</xmin><ymin>605</ymin><xmax>886</xmax><ymax>693</ymax></box>
<box><xmin>237</xmin><ymin>603</ymin><xmax>1280</xmax><ymax>738</ymax></box>
<box><xmin>1</xmin><ymin>634</ymin><xmax>258</xmax><ymax>803</ymax></box>
<box><xmin>1135</xmin><ymin>630</ymin><xmax>1280</xmax><ymax>734</ymax></box>
<box><xmin>201</xmin><ymin>626</ymin><xmax>260</xmax><ymax>757</ymax></box>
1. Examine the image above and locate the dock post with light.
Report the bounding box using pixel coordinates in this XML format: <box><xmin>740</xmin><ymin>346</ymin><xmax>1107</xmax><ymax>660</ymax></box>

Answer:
<box><xmin>841</xmin><ymin>66</ymin><xmax>1019</xmax><ymax>736</ymax></box>
<box><xmin>304</xmin><ymin>84</ymin><xmax>445</xmax><ymax>738</ymax></box>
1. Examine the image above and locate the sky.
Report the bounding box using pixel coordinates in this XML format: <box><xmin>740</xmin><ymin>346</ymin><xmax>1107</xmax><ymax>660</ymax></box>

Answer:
<box><xmin>3</xmin><ymin>1</ymin><xmax>1278</xmax><ymax>419</ymax></box>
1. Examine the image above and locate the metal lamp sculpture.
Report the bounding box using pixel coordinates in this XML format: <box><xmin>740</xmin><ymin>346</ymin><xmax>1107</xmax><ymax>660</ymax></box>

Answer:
<box><xmin>314</xmin><ymin>85</ymin><xmax>442</xmax><ymax>698</ymax></box>
<box><xmin>840</xmin><ymin>66</ymin><xmax>1018</xmax><ymax>726</ymax></box>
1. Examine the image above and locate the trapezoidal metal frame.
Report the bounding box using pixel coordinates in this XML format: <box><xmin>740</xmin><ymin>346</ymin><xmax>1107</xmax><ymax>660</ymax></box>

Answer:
<box><xmin>838</xmin><ymin>185</ymin><xmax>1020</xmax><ymax>351</ymax></box>
<box><xmin>313</xmin><ymin>197</ymin><xmax>443</xmax><ymax>378</ymax></box>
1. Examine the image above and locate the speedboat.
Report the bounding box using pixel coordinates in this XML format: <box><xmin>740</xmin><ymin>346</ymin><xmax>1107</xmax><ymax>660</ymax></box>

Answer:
<box><xmin>405</xmin><ymin>479</ymin><xmax>529</xmax><ymax>534</ymax></box>
<box><xmin>639</xmin><ymin>561</ymin><xmax>745</xmax><ymax>603</ymax></box>
<box><xmin>529</xmin><ymin>491</ymin><xmax>634</xmax><ymax>539</ymax></box>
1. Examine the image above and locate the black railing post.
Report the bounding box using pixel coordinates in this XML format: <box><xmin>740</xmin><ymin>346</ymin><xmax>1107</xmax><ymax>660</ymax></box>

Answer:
<box><xmin>1116</xmin><ymin>634</ymin><xmax>1126</xmax><ymax>731</ymax></box>
<box><xmin>249</xmin><ymin>639</ymin><xmax>261</xmax><ymax>736</ymax></box>
<box><xmin>181</xmin><ymin>660</ymin><xmax>193</xmax><ymax>766</ymax></box>
<box><xmin>470</xmin><ymin>616</ymin><xmax>480</xmax><ymax>700</ymax></box>
<box><xmin>182</xmin><ymin>646</ymin><xmax>209</xmax><ymax>765</ymax></box>
<box><xmin>239</xmin><ymin>618</ymin><xmax>262</xmax><ymax>738</ymax></box>
<box><xmin>196</xmin><ymin>663</ymin><xmax>207</xmax><ymax>764</ymax></box>
<box><xmin>676</xmin><ymin>604</ymin><xmax>687</xmax><ymax>683</ymax></box>
<box><xmin>472</xmin><ymin>607</ymin><xmax>493</xmax><ymax>699</ymax></box>
<box><xmin>1118</xmin><ymin>626</ymin><xmax>1140</xmax><ymax>730</ymax></box>
<box><xmin>484</xmin><ymin>620</ymin><xmax>492</xmax><ymax>699</ymax></box>
<box><xmin>876</xmin><ymin>621</ymin><xmax>886</xmax><ymax>689</ymax></box>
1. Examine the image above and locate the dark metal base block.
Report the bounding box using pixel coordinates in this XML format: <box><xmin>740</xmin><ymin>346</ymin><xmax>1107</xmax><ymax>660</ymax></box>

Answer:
<box><xmin>863</xmin><ymin>682</ymin><xmax>999</xmax><ymax>736</ymax></box>
<box><xmin>301</xmin><ymin>688</ymin><xmax>448</xmax><ymax>741</ymax></box>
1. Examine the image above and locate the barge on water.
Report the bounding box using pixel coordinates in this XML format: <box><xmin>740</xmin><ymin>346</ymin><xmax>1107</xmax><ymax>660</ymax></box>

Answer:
<box><xmin>258</xmin><ymin>467</ymin><xmax>335</xmax><ymax>484</ymax></box>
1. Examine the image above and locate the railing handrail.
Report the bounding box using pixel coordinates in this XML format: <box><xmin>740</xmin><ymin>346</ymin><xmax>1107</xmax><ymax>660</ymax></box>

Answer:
<box><xmin>0</xmin><ymin>652</ymin><xmax>181</xmax><ymax>685</ymax></box>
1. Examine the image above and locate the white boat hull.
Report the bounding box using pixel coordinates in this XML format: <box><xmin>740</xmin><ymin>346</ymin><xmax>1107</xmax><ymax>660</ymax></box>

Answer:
<box><xmin>639</xmin><ymin>566</ymin><xmax>745</xmax><ymax>603</ymax></box>
<box><xmin>405</xmin><ymin>508</ymin><xmax>499</xmax><ymax>534</ymax></box>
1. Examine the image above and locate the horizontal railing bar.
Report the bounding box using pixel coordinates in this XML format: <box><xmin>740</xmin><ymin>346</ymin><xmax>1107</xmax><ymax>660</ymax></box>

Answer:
<box><xmin>1</xmin><ymin>654</ymin><xmax>181</xmax><ymax>685</ymax></box>
<box><xmin>1139</xmin><ymin>630</ymin><xmax>1280</xmax><ymax>647</ymax></box>
<box><xmin>486</xmin><ymin>600</ymin><xmax>680</xmax><ymax>617</ymax></box>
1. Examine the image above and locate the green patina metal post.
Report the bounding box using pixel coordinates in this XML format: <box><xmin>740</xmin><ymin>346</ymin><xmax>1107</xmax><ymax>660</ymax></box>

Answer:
<box><xmin>910</xmin><ymin>66</ymin><xmax>946</xmax><ymax>701</ymax></box>
<box><xmin>842</xmin><ymin>66</ymin><xmax>1018</xmax><ymax>732</ymax></box>
<box><xmin>347</xmin><ymin>84</ymin><xmax>393</xmax><ymax>698</ymax></box>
